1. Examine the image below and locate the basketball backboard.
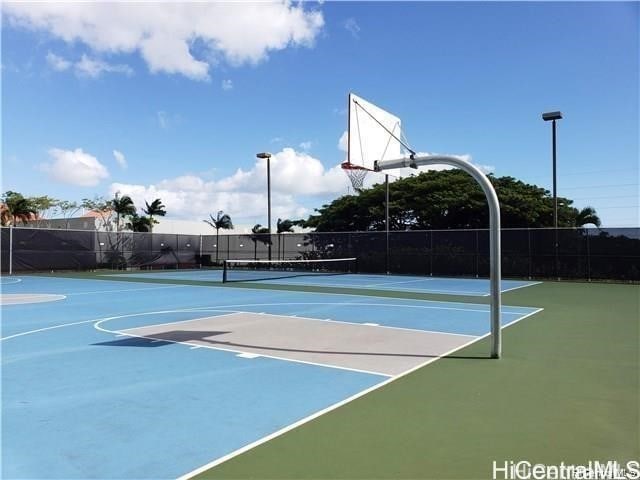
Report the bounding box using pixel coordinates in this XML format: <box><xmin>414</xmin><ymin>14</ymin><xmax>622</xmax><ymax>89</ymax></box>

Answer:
<box><xmin>347</xmin><ymin>93</ymin><xmax>404</xmax><ymax>171</ymax></box>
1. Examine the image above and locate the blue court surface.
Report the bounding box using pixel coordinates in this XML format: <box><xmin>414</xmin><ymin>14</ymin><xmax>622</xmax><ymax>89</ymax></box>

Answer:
<box><xmin>105</xmin><ymin>269</ymin><xmax>539</xmax><ymax>296</ymax></box>
<box><xmin>1</xmin><ymin>275</ymin><xmax>542</xmax><ymax>479</ymax></box>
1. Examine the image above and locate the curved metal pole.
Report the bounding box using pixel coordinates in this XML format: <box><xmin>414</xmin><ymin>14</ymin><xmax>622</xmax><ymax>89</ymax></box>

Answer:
<box><xmin>375</xmin><ymin>155</ymin><xmax>502</xmax><ymax>358</ymax></box>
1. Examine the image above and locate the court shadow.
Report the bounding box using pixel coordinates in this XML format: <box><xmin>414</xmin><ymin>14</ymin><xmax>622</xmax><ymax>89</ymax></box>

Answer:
<box><xmin>442</xmin><ymin>355</ymin><xmax>493</xmax><ymax>360</ymax></box>
<box><xmin>146</xmin><ymin>331</ymin><xmax>460</xmax><ymax>359</ymax></box>
<box><xmin>93</xmin><ymin>337</ymin><xmax>173</xmax><ymax>348</ymax></box>
<box><xmin>93</xmin><ymin>330</ymin><xmax>230</xmax><ymax>348</ymax></box>
<box><xmin>95</xmin><ymin>330</ymin><xmax>492</xmax><ymax>360</ymax></box>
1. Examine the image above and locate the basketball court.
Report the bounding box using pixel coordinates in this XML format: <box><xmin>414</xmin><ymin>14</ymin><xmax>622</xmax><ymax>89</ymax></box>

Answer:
<box><xmin>1</xmin><ymin>273</ymin><xmax>541</xmax><ymax>478</ymax></box>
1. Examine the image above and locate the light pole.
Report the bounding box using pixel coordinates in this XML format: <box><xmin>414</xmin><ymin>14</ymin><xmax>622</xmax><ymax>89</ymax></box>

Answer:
<box><xmin>385</xmin><ymin>174</ymin><xmax>390</xmax><ymax>274</ymax></box>
<box><xmin>256</xmin><ymin>152</ymin><xmax>272</xmax><ymax>260</ymax></box>
<box><xmin>542</xmin><ymin>111</ymin><xmax>563</xmax><ymax>228</ymax></box>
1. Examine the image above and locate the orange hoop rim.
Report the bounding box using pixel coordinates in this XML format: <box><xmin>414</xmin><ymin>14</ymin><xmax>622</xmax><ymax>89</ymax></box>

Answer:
<box><xmin>341</xmin><ymin>161</ymin><xmax>372</xmax><ymax>171</ymax></box>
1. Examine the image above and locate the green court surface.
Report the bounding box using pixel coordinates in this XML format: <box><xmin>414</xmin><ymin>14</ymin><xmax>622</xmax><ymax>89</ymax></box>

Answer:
<box><xmin>194</xmin><ymin>281</ymin><xmax>639</xmax><ymax>479</ymax></box>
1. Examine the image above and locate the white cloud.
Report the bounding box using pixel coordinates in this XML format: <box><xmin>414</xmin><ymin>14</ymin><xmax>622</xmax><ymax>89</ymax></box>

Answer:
<box><xmin>216</xmin><ymin>147</ymin><xmax>348</xmax><ymax>196</ymax></box>
<box><xmin>41</xmin><ymin>148</ymin><xmax>109</xmax><ymax>186</ymax></box>
<box><xmin>477</xmin><ymin>164</ymin><xmax>495</xmax><ymax>174</ymax></box>
<box><xmin>74</xmin><ymin>54</ymin><xmax>133</xmax><ymax>78</ymax></box>
<box><xmin>221</xmin><ymin>79</ymin><xmax>233</xmax><ymax>91</ymax></box>
<box><xmin>45</xmin><ymin>51</ymin><xmax>132</xmax><ymax>77</ymax></box>
<box><xmin>113</xmin><ymin>150</ymin><xmax>127</xmax><ymax>169</ymax></box>
<box><xmin>338</xmin><ymin>130</ymin><xmax>348</xmax><ymax>152</ymax></box>
<box><xmin>344</xmin><ymin>18</ymin><xmax>361</xmax><ymax>38</ymax></box>
<box><xmin>299</xmin><ymin>141</ymin><xmax>313</xmax><ymax>151</ymax></box>
<box><xmin>104</xmin><ymin>147</ymin><xmax>492</xmax><ymax>223</ymax></box>
<box><xmin>157</xmin><ymin>111</ymin><xmax>168</xmax><ymax>129</ymax></box>
<box><xmin>107</xmin><ymin>147</ymin><xmax>351</xmax><ymax>223</ymax></box>
<box><xmin>109</xmin><ymin>182</ymin><xmax>309</xmax><ymax>224</ymax></box>
<box><xmin>46</xmin><ymin>51</ymin><xmax>71</xmax><ymax>71</ymax></box>
<box><xmin>6</xmin><ymin>3</ymin><xmax>324</xmax><ymax>81</ymax></box>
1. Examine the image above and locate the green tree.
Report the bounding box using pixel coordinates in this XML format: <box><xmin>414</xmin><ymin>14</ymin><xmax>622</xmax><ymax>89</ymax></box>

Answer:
<box><xmin>203</xmin><ymin>211</ymin><xmax>234</xmax><ymax>263</ymax></box>
<box><xmin>276</xmin><ymin>218</ymin><xmax>295</xmax><ymax>259</ymax></box>
<box><xmin>250</xmin><ymin>224</ymin><xmax>270</xmax><ymax>260</ymax></box>
<box><xmin>1</xmin><ymin>191</ymin><xmax>37</xmax><ymax>226</ymax></box>
<box><xmin>29</xmin><ymin>196</ymin><xmax>58</xmax><ymax>227</ymax></box>
<box><xmin>81</xmin><ymin>196</ymin><xmax>114</xmax><ymax>231</ymax></box>
<box><xmin>143</xmin><ymin>198</ymin><xmax>166</xmax><ymax>232</ymax></box>
<box><xmin>574</xmin><ymin>206</ymin><xmax>601</xmax><ymax>227</ymax></box>
<box><xmin>125</xmin><ymin>213</ymin><xmax>153</xmax><ymax>232</ymax></box>
<box><xmin>302</xmin><ymin>170</ymin><xmax>595</xmax><ymax>231</ymax></box>
<box><xmin>111</xmin><ymin>193</ymin><xmax>136</xmax><ymax>232</ymax></box>
<box><xmin>56</xmin><ymin>200</ymin><xmax>82</xmax><ymax>229</ymax></box>
<box><xmin>276</xmin><ymin>218</ymin><xmax>295</xmax><ymax>234</ymax></box>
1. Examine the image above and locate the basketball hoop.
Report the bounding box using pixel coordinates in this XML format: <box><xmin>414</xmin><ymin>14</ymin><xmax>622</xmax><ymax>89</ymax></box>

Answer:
<box><xmin>341</xmin><ymin>161</ymin><xmax>369</xmax><ymax>191</ymax></box>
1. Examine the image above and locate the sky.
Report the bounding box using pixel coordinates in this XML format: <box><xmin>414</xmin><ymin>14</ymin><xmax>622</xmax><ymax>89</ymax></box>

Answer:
<box><xmin>2</xmin><ymin>1</ymin><xmax>638</xmax><ymax>229</ymax></box>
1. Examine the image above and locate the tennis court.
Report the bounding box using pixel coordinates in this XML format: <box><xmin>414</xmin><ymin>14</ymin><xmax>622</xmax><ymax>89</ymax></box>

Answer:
<box><xmin>1</xmin><ymin>272</ymin><xmax>543</xmax><ymax>478</ymax></box>
<box><xmin>105</xmin><ymin>267</ymin><xmax>539</xmax><ymax>296</ymax></box>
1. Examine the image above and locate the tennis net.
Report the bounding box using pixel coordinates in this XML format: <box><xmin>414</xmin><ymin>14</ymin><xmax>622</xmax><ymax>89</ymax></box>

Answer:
<box><xmin>222</xmin><ymin>257</ymin><xmax>358</xmax><ymax>283</ymax></box>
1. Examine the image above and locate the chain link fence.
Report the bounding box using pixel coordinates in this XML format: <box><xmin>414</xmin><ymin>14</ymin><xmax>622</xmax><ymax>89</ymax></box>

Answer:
<box><xmin>1</xmin><ymin>226</ymin><xmax>638</xmax><ymax>282</ymax></box>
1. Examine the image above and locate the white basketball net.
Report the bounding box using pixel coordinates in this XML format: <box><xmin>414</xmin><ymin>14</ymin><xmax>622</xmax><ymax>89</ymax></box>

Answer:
<box><xmin>341</xmin><ymin>162</ymin><xmax>369</xmax><ymax>191</ymax></box>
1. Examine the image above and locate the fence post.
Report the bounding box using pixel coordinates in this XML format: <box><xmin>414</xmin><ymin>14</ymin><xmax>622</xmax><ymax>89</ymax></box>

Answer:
<box><xmin>9</xmin><ymin>226</ymin><xmax>13</xmax><ymax>275</ymax></box>
<box><xmin>429</xmin><ymin>230</ymin><xmax>434</xmax><ymax>276</ymax></box>
<box><xmin>528</xmin><ymin>228</ymin><xmax>532</xmax><ymax>280</ymax></box>
<box><xmin>555</xmin><ymin>227</ymin><xmax>560</xmax><ymax>280</ymax></box>
<box><xmin>586</xmin><ymin>228</ymin><xmax>591</xmax><ymax>282</ymax></box>
<box><xmin>475</xmin><ymin>229</ymin><xmax>479</xmax><ymax>278</ymax></box>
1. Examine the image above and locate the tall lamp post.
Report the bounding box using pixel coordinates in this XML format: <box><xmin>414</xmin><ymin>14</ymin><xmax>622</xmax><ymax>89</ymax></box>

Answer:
<box><xmin>542</xmin><ymin>111</ymin><xmax>563</xmax><ymax>228</ymax></box>
<box><xmin>256</xmin><ymin>152</ymin><xmax>272</xmax><ymax>260</ymax></box>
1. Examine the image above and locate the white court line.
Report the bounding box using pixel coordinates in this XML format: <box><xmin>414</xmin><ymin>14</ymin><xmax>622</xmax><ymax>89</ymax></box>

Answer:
<box><xmin>177</xmin><ymin>306</ymin><xmax>545</xmax><ymax>480</ymax></box>
<box><xmin>183</xmin><ymin>301</ymin><xmax>531</xmax><ymax>316</ymax></box>
<box><xmin>100</xmin><ymin>306</ymin><xmax>478</xmax><ymax>339</ymax></box>
<box><xmin>0</xmin><ymin>277</ymin><xmax>23</xmax><ymax>285</ymax></box>
<box><xmin>30</xmin><ymin>273</ymin><xmax>544</xmax><ymax>313</ymax></box>
<box><xmin>94</xmin><ymin>319</ymin><xmax>393</xmax><ymax>378</ymax></box>
<box><xmin>241</xmin><ymin>310</ymin><xmax>478</xmax><ymax>338</ymax></box>
<box><xmin>63</xmin><ymin>285</ymin><xmax>189</xmax><ymax>296</ymax></box>
<box><xmin>0</xmin><ymin>308</ymin><xmax>238</xmax><ymax>342</ymax></box>
<box><xmin>263</xmin><ymin>278</ymin><xmax>488</xmax><ymax>295</ymax></box>
<box><xmin>117</xmin><ymin>311</ymin><xmax>241</xmax><ymax>331</ymax></box>
<box><xmin>365</xmin><ymin>278</ymin><xmax>437</xmax><ymax>287</ymax></box>
<box><xmin>237</xmin><ymin>352</ymin><xmax>261</xmax><ymax>359</ymax></box>
<box><xmin>500</xmin><ymin>281</ymin><xmax>543</xmax><ymax>293</ymax></box>
<box><xmin>1</xmin><ymin>317</ymin><xmax>106</xmax><ymax>341</ymax></box>
<box><xmin>1</xmin><ymin>298</ymin><xmax>533</xmax><ymax>342</ymax></box>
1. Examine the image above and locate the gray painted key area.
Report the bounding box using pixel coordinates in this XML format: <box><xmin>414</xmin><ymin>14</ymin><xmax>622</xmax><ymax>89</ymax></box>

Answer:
<box><xmin>123</xmin><ymin>312</ymin><xmax>476</xmax><ymax>376</ymax></box>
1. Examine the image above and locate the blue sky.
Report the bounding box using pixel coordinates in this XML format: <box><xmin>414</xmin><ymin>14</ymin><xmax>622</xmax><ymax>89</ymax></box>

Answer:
<box><xmin>2</xmin><ymin>1</ymin><xmax>638</xmax><ymax>228</ymax></box>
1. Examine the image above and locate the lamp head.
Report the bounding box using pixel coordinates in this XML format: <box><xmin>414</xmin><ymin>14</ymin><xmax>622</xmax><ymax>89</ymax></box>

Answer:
<box><xmin>542</xmin><ymin>111</ymin><xmax>563</xmax><ymax>121</ymax></box>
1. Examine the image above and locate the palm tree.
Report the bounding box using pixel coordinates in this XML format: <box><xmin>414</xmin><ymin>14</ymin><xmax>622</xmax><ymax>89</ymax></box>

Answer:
<box><xmin>126</xmin><ymin>213</ymin><xmax>153</xmax><ymax>232</ymax></box>
<box><xmin>111</xmin><ymin>193</ymin><xmax>136</xmax><ymax>232</ymax></box>
<box><xmin>276</xmin><ymin>218</ymin><xmax>295</xmax><ymax>260</ymax></box>
<box><xmin>203</xmin><ymin>211</ymin><xmax>234</xmax><ymax>263</ymax></box>
<box><xmin>251</xmin><ymin>224</ymin><xmax>270</xmax><ymax>260</ymax></box>
<box><xmin>143</xmin><ymin>198</ymin><xmax>166</xmax><ymax>232</ymax></box>
<box><xmin>1</xmin><ymin>191</ymin><xmax>37</xmax><ymax>226</ymax></box>
<box><xmin>575</xmin><ymin>206</ymin><xmax>601</xmax><ymax>227</ymax></box>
